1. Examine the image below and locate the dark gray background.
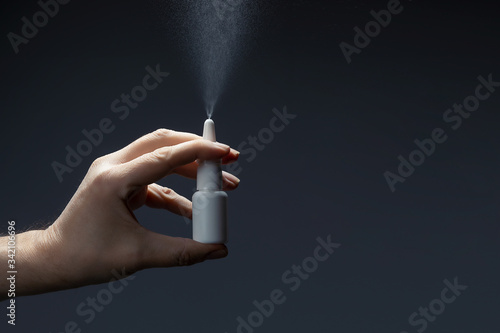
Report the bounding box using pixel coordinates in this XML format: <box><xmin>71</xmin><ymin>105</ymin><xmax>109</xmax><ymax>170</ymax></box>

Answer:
<box><xmin>1</xmin><ymin>0</ymin><xmax>499</xmax><ymax>332</ymax></box>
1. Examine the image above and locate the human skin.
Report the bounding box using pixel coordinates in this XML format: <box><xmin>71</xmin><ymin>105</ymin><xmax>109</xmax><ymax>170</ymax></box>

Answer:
<box><xmin>0</xmin><ymin>129</ymin><xmax>240</xmax><ymax>301</ymax></box>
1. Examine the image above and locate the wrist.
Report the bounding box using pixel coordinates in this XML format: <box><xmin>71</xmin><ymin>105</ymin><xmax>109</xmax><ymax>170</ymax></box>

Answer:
<box><xmin>12</xmin><ymin>226</ymin><xmax>75</xmax><ymax>297</ymax></box>
<box><xmin>15</xmin><ymin>229</ymin><xmax>59</xmax><ymax>296</ymax></box>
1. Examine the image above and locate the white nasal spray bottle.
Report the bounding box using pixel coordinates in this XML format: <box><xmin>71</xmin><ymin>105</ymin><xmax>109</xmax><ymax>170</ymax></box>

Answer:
<box><xmin>192</xmin><ymin>119</ymin><xmax>228</xmax><ymax>244</ymax></box>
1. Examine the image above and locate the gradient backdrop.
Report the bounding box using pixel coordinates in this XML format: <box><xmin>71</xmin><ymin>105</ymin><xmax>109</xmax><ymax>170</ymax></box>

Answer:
<box><xmin>1</xmin><ymin>0</ymin><xmax>499</xmax><ymax>332</ymax></box>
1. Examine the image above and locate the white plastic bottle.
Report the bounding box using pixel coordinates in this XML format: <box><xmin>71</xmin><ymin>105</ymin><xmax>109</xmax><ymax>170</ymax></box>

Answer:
<box><xmin>192</xmin><ymin>119</ymin><xmax>228</xmax><ymax>244</ymax></box>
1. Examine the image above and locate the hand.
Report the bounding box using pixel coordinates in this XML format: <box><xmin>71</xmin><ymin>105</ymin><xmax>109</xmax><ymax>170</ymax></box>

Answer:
<box><xmin>1</xmin><ymin>129</ymin><xmax>240</xmax><ymax>299</ymax></box>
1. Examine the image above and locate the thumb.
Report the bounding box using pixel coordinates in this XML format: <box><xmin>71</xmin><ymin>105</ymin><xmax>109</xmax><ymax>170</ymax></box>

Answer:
<box><xmin>140</xmin><ymin>232</ymin><xmax>228</xmax><ymax>268</ymax></box>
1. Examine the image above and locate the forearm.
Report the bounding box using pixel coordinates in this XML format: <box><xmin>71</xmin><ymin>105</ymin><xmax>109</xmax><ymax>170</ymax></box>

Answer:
<box><xmin>0</xmin><ymin>228</ymin><xmax>64</xmax><ymax>301</ymax></box>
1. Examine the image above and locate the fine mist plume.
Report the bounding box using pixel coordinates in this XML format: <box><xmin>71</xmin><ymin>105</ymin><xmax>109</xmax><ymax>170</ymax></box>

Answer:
<box><xmin>186</xmin><ymin>1</ymin><xmax>250</xmax><ymax>118</ymax></box>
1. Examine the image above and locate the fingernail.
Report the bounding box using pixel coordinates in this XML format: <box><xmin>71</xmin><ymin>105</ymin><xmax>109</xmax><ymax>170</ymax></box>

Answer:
<box><xmin>225</xmin><ymin>173</ymin><xmax>240</xmax><ymax>185</ymax></box>
<box><xmin>214</xmin><ymin>142</ymin><xmax>229</xmax><ymax>150</ymax></box>
<box><xmin>205</xmin><ymin>249</ymin><xmax>228</xmax><ymax>260</ymax></box>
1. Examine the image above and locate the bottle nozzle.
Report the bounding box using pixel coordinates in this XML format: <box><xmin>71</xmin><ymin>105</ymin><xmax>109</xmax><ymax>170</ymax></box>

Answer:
<box><xmin>203</xmin><ymin>119</ymin><xmax>216</xmax><ymax>142</ymax></box>
<box><xmin>197</xmin><ymin>118</ymin><xmax>222</xmax><ymax>191</ymax></box>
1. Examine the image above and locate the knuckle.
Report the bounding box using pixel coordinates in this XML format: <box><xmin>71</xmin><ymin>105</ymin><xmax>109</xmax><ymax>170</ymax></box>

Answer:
<box><xmin>177</xmin><ymin>239</ymin><xmax>196</xmax><ymax>267</ymax></box>
<box><xmin>88</xmin><ymin>156</ymin><xmax>116</xmax><ymax>186</ymax></box>
<box><xmin>151</xmin><ymin>146</ymin><xmax>170</xmax><ymax>159</ymax></box>
<box><xmin>162</xmin><ymin>187</ymin><xmax>173</xmax><ymax>196</ymax></box>
<box><xmin>150</xmin><ymin>147</ymin><xmax>173</xmax><ymax>168</ymax></box>
<box><xmin>192</xmin><ymin>138</ymin><xmax>206</xmax><ymax>148</ymax></box>
<box><xmin>90</xmin><ymin>156</ymin><xmax>105</xmax><ymax>169</ymax></box>
<box><xmin>91</xmin><ymin>167</ymin><xmax>116</xmax><ymax>187</ymax></box>
<box><xmin>79</xmin><ymin>157</ymin><xmax>121</xmax><ymax>197</ymax></box>
<box><xmin>187</xmin><ymin>139</ymin><xmax>206</xmax><ymax>155</ymax></box>
<box><xmin>152</xmin><ymin>128</ymin><xmax>173</xmax><ymax>139</ymax></box>
<box><xmin>161</xmin><ymin>186</ymin><xmax>177</xmax><ymax>198</ymax></box>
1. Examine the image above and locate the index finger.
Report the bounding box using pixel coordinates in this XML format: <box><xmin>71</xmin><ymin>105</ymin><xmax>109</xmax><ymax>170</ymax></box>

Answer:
<box><xmin>118</xmin><ymin>139</ymin><xmax>231</xmax><ymax>187</ymax></box>
<box><xmin>112</xmin><ymin>129</ymin><xmax>201</xmax><ymax>163</ymax></box>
